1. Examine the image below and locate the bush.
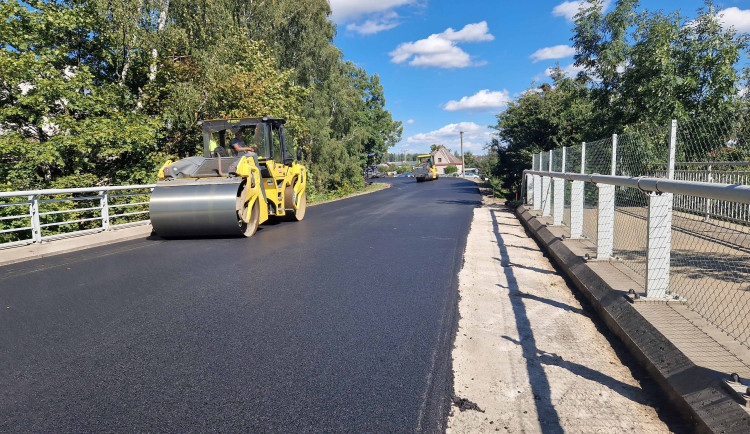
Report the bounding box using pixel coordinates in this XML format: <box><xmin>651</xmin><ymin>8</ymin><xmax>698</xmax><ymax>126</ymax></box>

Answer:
<box><xmin>445</xmin><ymin>165</ymin><xmax>458</xmax><ymax>174</ymax></box>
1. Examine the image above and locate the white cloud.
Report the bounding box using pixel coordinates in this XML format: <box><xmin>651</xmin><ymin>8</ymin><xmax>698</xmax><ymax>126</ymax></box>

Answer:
<box><xmin>346</xmin><ymin>19</ymin><xmax>399</xmax><ymax>35</ymax></box>
<box><xmin>530</xmin><ymin>45</ymin><xmax>576</xmax><ymax>62</ymax></box>
<box><xmin>331</xmin><ymin>0</ymin><xmax>418</xmax><ymax>35</ymax></box>
<box><xmin>406</xmin><ymin>122</ymin><xmax>493</xmax><ymax>152</ymax></box>
<box><xmin>329</xmin><ymin>0</ymin><xmax>416</xmax><ymax>21</ymax></box>
<box><xmin>718</xmin><ymin>7</ymin><xmax>750</xmax><ymax>33</ymax></box>
<box><xmin>406</xmin><ymin>119</ymin><xmax>415</xmax><ymax>124</ymax></box>
<box><xmin>552</xmin><ymin>1</ymin><xmax>611</xmax><ymax>22</ymax></box>
<box><xmin>389</xmin><ymin>21</ymin><xmax>494</xmax><ymax>68</ymax></box>
<box><xmin>444</xmin><ymin>89</ymin><xmax>510</xmax><ymax>111</ymax></box>
<box><xmin>440</xmin><ymin>21</ymin><xmax>495</xmax><ymax>42</ymax></box>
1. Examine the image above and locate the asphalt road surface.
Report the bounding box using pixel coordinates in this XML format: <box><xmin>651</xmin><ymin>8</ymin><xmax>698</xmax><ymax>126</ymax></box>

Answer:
<box><xmin>0</xmin><ymin>177</ymin><xmax>480</xmax><ymax>432</ymax></box>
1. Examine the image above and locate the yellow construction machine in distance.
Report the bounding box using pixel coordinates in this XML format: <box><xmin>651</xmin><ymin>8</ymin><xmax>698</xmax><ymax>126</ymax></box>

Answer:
<box><xmin>414</xmin><ymin>154</ymin><xmax>438</xmax><ymax>182</ymax></box>
<box><xmin>149</xmin><ymin>117</ymin><xmax>307</xmax><ymax>238</ymax></box>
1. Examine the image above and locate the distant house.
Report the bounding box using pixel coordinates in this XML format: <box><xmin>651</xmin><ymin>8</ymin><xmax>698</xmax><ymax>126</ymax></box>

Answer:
<box><xmin>430</xmin><ymin>146</ymin><xmax>463</xmax><ymax>175</ymax></box>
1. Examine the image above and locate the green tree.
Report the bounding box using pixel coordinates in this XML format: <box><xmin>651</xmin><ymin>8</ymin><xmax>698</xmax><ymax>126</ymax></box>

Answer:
<box><xmin>0</xmin><ymin>0</ymin><xmax>161</xmax><ymax>189</ymax></box>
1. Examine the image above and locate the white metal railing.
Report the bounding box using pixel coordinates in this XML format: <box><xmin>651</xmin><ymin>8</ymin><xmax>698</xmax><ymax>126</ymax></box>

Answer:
<box><xmin>651</xmin><ymin>165</ymin><xmax>750</xmax><ymax>224</ymax></box>
<box><xmin>0</xmin><ymin>184</ymin><xmax>155</xmax><ymax>248</ymax></box>
<box><xmin>521</xmin><ymin>117</ymin><xmax>750</xmax><ymax>349</ymax></box>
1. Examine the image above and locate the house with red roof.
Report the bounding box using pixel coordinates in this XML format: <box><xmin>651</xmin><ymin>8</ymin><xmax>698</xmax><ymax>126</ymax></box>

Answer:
<box><xmin>430</xmin><ymin>146</ymin><xmax>464</xmax><ymax>175</ymax></box>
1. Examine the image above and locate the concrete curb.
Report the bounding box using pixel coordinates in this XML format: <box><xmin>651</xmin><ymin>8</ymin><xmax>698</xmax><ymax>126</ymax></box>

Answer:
<box><xmin>515</xmin><ymin>205</ymin><xmax>750</xmax><ymax>434</ymax></box>
<box><xmin>0</xmin><ymin>225</ymin><xmax>154</xmax><ymax>268</ymax></box>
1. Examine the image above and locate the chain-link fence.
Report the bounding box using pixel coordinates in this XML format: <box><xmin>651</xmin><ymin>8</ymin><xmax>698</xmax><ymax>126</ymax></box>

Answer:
<box><xmin>669</xmin><ymin>115</ymin><xmax>750</xmax><ymax>347</ymax></box>
<box><xmin>563</xmin><ymin>144</ymin><xmax>582</xmax><ymax>227</ymax></box>
<box><xmin>528</xmin><ymin>113</ymin><xmax>750</xmax><ymax>350</ymax></box>
<box><xmin>582</xmin><ymin>138</ymin><xmax>613</xmax><ymax>244</ymax></box>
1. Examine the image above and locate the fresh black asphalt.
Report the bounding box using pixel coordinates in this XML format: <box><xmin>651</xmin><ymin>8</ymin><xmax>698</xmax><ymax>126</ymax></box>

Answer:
<box><xmin>0</xmin><ymin>177</ymin><xmax>480</xmax><ymax>432</ymax></box>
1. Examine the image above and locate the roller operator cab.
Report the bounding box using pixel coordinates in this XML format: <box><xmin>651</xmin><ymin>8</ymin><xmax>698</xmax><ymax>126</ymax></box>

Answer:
<box><xmin>414</xmin><ymin>154</ymin><xmax>438</xmax><ymax>182</ymax></box>
<box><xmin>149</xmin><ymin>117</ymin><xmax>307</xmax><ymax>238</ymax></box>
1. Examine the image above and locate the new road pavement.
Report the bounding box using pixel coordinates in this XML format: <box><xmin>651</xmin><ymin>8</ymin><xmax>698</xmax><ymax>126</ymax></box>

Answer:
<box><xmin>0</xmin><ymin>177</ymin><xmax>479</xmax><ymax>432</ymax></box>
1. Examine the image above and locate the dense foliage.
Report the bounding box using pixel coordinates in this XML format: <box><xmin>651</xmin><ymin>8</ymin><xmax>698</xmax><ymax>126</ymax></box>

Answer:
<box><xmin>489</xmin><ymin>0</ymin><xmax>750</xmax><ymax>196</ymax></box>
<box><xmin>0</xmin><ymin>0</ymin><xmax>402</xmax><ymax>194</ymax></box>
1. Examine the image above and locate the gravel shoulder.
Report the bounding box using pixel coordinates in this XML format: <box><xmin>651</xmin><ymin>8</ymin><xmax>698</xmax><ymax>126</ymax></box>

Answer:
<box><xmin>447</xmin><ymin>201</ymin><xmax>687</xmax><ymax>433</ymax></box>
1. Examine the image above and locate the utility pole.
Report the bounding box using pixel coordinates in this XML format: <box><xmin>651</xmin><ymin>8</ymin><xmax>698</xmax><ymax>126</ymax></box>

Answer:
<box><xmin>460</xmin><ymin>131</ymin><xmax>465</xmax><ymax>177</ymax></box>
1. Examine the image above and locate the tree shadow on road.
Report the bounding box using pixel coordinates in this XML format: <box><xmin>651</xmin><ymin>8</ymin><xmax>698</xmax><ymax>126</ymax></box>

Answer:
<box><xmin>493</xmin><ymin>205</ymin><xmax>694</xmax><ymax>432</ymax></box>
<box><xmin>490</xmin><ymin>207</ymin><xmax>564</xmax><ymax>434</ymax></box>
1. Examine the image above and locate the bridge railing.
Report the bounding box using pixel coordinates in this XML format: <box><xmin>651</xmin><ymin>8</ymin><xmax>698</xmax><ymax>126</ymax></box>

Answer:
<box><xmin>523</xmin><ymin>114</ymin><xmax>750</xmax><ymax>350</ymax></box>
<box><xmin>0</xmin><ymin>185</ymin><xmax>155</xmax><ymax>248</ymax></box>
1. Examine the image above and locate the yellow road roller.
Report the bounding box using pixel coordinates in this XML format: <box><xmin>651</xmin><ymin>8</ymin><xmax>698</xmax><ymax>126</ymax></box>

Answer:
<box><xmin>149</xmin><ymin>117</ymin><xmax>306</xmax><ymax>237</ymax></box>
<box><xmin>414</xmin><ymin>154</ymin><xmax>438</xmax><ymax>182</ymax></box>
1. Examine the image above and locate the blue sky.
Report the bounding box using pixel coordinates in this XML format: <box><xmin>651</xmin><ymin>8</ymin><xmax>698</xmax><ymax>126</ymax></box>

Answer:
<box><xmin>328</xmin><ymin>0</ymin><xmax>750</xmax><ymax>155</ymax></box>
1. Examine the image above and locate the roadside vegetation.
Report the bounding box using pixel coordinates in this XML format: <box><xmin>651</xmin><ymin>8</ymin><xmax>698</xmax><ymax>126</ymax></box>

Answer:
<box><xmin>0</xmin><ymin>0</ymin><xmax>402</xmax><ymax>196</ymax></box>
<box><xmin>484</xmin><ymin>0</ymin><xmax>750</xmax><ymax>200</ymax></box>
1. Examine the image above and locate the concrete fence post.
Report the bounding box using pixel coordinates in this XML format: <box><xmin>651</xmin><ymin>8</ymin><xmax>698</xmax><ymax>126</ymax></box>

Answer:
<box><xmin>533</xmin><ymin>152</ymin><xmax>542</xmax><ymax>211</ymax></box>
<box><xmin>570</xmin><ymin>143</ymin><xmax>585</xmax><ymax>238</ymax></box>
<box><xmin>646</xmin><ymin>192</ymin><xmax>672</xmax><ymax>298</ymax></box>
<box><xmin>553</xmin><ymin>147</ymin><xmax>565</xmax><ymax>225</ymax></box>
<box><xmin>30</xmin><ymin>194</ymin><xmax>42</xmax><ymax>243</ymax></box>
<box><xmin>101</xmin><ymin>191</ymin><xmax>110</xmax><ymax>231</ymax></box>
<box><xmin>529</xmin><ymin>153</ymin><xmax>538</xmax><ymax>206</ymax></box>
<box><xmin>705</xmin><ymin>164</ymin><xmax>712</xmax><ymax>221</ymax></box>
<box><xmin>596</xmin><ymin>134</ymin><xmax>617</xmax><ymax>258</ymax></box>
<box><xmin>646</xmin><ymin>121</ymin><xmax>676</xmax><ymax>298</ymax></box>
<box><xmin>526</xmin><ymin>173</ymin><xmax>533</xmax><ymax>205</ymax></box>
<box><xmin>542</xmin><ymin>150</ymin><xmax>552</xmax><ymax>216</ymax></box>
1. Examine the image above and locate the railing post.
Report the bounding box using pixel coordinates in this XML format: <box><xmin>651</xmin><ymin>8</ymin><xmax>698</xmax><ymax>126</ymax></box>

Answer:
<box><xmin>526</xmin><ymin>173</ymin><xmax>533</xmax><ymax>205</ymax></box>
<box><xmin>528</xmin><ymin>154</ymin><xmax>537</xmax><ymax>206</ymax></box>
<box><xmin>533</xmin><ymin>152</ymin><xmax>542</xmax><ymax>211</ymax></box>
<box><xmin>705</xmin><ymin>164</ymin><xmax>712</xmax><ymax>221</ymax></box>
<box><xmin>646</xmin><ymin>121</ymin><xmax>676</xmax><ymax>298</ymax></box>
<box><xmin>570</xmin><ymin>143</ymin><xmax>585</xmax><ymax>238</ymax></box>
<box><xmin>553</xmin><ymin>147</ymin><xmax>565</xmax><ymax>225</ymax></box>
<box><xmin>29</xmin><ymin>194</ymin><xmax>42</xmax><ymax>243</ymax></box>
<box><xmin>646</xmin><ymin>192</ymin><xmax>672</xmax><ymax>298</ymax></box>
<box><xmin>596</xmin><ymin>134</ymin><xmax>617</xmax><ymax>258</ymax></box>
<box><xmin>542</xmin><ymin>150</ymin><xmax>552</xmax><ymax>216</ymax></box>
<box><xmin>100</xmin><ymin>190</ymin><xmax>110</xmax><ymax>231</ymax></box>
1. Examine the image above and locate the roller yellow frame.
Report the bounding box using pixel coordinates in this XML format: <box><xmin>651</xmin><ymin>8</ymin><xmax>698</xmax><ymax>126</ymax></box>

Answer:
<box><xmin>414</xmin><ymin>154</ymin><xmax>438</xmax><ymax>182</ymax></box>
<box><xmin>150</xmin><ymin>117</ymin><xmax>307</xmax><ymax>238</ymax></box>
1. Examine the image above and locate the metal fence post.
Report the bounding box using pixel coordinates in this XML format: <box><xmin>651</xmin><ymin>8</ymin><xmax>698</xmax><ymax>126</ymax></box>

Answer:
<box><xmin>542</xmin><ymin>150</ymin><xmax>552</xmax><ymax>216</ymax></box>
<box><xmin>29</xmin><ymin>194</ymin><xmax>42</xmax><ymax>243</ymax></box>
<box><xmin>528</xmin><ymin>154</ymin><xmax>537</xmax><ymax>206</ymax></box>
<box><xmin>533</xmin><ymin>152</ymin><xmax>542</xmax><ymax>211</ymax></box>
<box><xmin>570</xmin><ymin>143</ymin><xmax>585</xmax><ymax>238</ymax></box>
<box><xmin>646</xmin><ymin>121</ymin><xmax>676</xmax><ymax>298</ymax></box>
<box><xmin>100</xmin><ymin>191</ymin><xmax>110</xmax><ymax>231</ymax></box>
<box><xmin>596</xmin><ymin>135</ymin><xmax>617</xmax><ymax>258</ymax></box>
<box><xmin>705</xmin><ymin>164</ymin><xmax>712</xmax><ymax>221</ymax></box>
<box><xmin>553</xmin><ymin>147</ymin><xmax>565</xmax><ymax>225</ymax></box>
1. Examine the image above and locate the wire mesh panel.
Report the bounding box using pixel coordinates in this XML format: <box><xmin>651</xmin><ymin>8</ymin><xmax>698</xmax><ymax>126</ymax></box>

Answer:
<box><xmin>582</xmin><ymin>138</ymin><xmax>612</xmax><ymax>242</ymax></box>
<box><xmin>563</xmin><ymin>144</ymin><xmax>583</xmax><ymax>227</ymax></box>
<box><xmin>541</xmin><ymin>152</ymin><xmax>550</xmax><ymax>172</ymax></box>
<box><xmin>612</xmin><ymin>124</ymin><xmax>669</xmax><ymax>278</ymax></box>
<box><xmin>551</xmin><ymin>149</ymin><xmax>563</xmax><ymax>172</ymax></box>
<box><xmin>668</xmin><ymin>114</ymin><xmax>750</xmax><ymax>348</ymax></box>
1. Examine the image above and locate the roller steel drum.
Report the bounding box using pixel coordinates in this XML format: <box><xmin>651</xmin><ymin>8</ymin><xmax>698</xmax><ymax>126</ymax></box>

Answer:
<box><xmin>149</xmin><ymin>180</ymin><xmax>246</xmax><ymax>237</ymax></box>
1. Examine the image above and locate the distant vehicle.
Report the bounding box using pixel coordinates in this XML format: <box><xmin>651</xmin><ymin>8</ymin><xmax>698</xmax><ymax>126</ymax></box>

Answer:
<box><xmin>463</xmin><ymin>168</ymin><xmax>480</xmax><ymax>178</ymax></box>
<box><xmin>364</xmin><ymin>165</ymin><xmax>381</xmax><ymax>179</ymax></box>
<box><xmin>413</xmin><ymin>154</ymin><xmax>438</xmax><ymax>183</ymax></box>
<box><xmin>405</xmin><ymin>172</ymin><xmax>413</xmax><ymax>178</ymax></box>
